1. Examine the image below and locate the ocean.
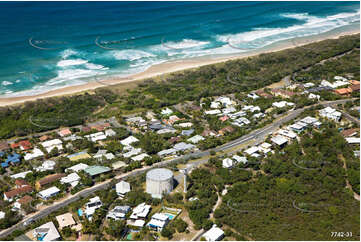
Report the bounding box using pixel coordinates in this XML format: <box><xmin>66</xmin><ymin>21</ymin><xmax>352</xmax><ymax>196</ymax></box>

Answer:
<box><xmin>0</xmin><ymin>1</ymin><xmax>359</xmax><ymax>97</ymax></box>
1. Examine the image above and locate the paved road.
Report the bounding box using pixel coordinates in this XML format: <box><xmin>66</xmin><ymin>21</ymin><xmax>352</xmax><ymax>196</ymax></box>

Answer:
<box><xmin>0</xmin><ymin>98</ymin><xmax>356</xmax><ymax>238</ymax></box>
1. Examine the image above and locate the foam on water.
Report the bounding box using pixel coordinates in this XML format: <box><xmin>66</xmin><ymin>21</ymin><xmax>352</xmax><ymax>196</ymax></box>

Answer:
<box><xmin>57</xmin><ymin>59</ymin><xmax>88</xmax><ymax>67</ymax></box>
<box><xmin>111</xmin><ymin>49</ymin><xmax>156</xmax><ymax>61</ymax></box>
<box><xmin>2</xmin><ymin>81</ymin><xmax>13</xmax><ymax>86</ymax></box>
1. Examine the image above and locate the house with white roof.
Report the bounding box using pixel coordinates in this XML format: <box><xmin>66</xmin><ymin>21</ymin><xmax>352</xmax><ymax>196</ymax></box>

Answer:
<box><xmin>215</xmin><ymin>96</ymin><xmax>233</xmax><ymax>106</ymax></box>
<box><xmin>84</xmin><ymin>196</ymin><xmax>102</xmax><ymax>220</ymax></box>
<box><xmin>105</xmin><ymin>129</ymin><xmax>117</xmax><ymax>137</ymax></box>
<box><xmin>41</xmin><ymin>139</ymin><xmax>63</xmax><ymax>153</ymax></box>
<box><xmin>56</xmin><ymin>213</ymin><xmax>76</xmax><ymax>230</ymax></box>
<box><xmin>319</xmin><ymin>107</ymin><xmax>342</xmax><ymax>122</ymax></box>
<box><xmin>278</xmin><ymin>129</ymin><xmax>298</xmax><ymax>139</ymax></box>
<box><xmin>161</xmin><ymin>107</ymin><xmax>173</xmax><ymax>116</ymax></box>
<box><xmin>271</xmin><ymin>135</ymin><xmax>288</xmax><ymax>147</ymax></box>
<box><xmin>253</xmin><ymin>113</ymin><xmax>265</xmax><ymax>119</ymax></box>
<box><xmin>210</xmin><ymin>101</ymin><xmax>221</xmax><ymax>109</ymax></box>
<box><xmin>272</xmin><ymin>101</ymin><xmax>295</xmax><ymax>108</ymax></box>
<box><xmin>60</xmin><ymin>173</ymin><xmax>80</xmax><ymax>187</ymax></box>
<box><xmin>202</xmin><ymin>224</ymin><xmax>225</xmax><ymax>241</ymax></box>
<box><xmin>243</xmin><ymin>105</ymin><xmax>261</xmax><ymax>113</ymax></box>
<box><xmin>85</xmin><ymin>132</ymin><xmax>107</xmax><ymax>142</ymax></box>
<box><xmin>157</xmin><ymin>128</ymin><xmax>177</xmax><ymax>134</ymax></box>
<box><xmin>107</xmin><ymin>205</ymin><xmax>131</xmax><ymax>220</ymax></box>
<box><xmin>205</xmin><ymin>109</ymin><xmax>221</xmax><ymax>115</ymax></box>
<box><xmin>177</xmin><ymin>122</ymin><xmax>193</xmax><ymax>128</ymax></box>
<box><xmin>247</xmin><ymin>93</ymin><xmax>259</xmax><ymax>99</ymax></box>
<box><xmin>173</xmin><ymin>142</ymin><xmax>196</xmax><ymax>152</ymax></box>
<box><xmin>32</xmin><ymin>221</ymin><xmax>60</xmax><ymax>241</ymax></box>
<box><xmin>116</xmin><ymin>181</ymin><xmax>131</xmax><ymax>197</ymax></box>
<box><xmin>94</xmin><ymin>150</ymin><xmax>115</xmax><ymax>161</ymax></box>
<box><xmin>0</xmin><ymin>211</ymin><xmax>5</xmax><ymax>220</ymax></box>
<box><xmin>120</xmin><ymin>136</ymin><xmax>139</xmax><ymax>146</ymax></box>
<box><xmin>187</xmin><ymin>135</ymin><xmax>205</xmax><ymax>144</ymax></box>
<box><xmin>244</xmin><ymin>146</ymin><xmax>260</xmax><ymax>157</ymax></box>
<box><xmin>157</xmin><ymin>148</ymin><xmax>177</xmax><ymax>157</ymax></box>
<box><xmin>65</xmin><ymin>163</ymin><xmax>89</xmax><ymax>173</ymax></box>
<box><xmin>123</xmin><ymin>148</ymin><xmax>142</xmax><ymax>158</ymax></box>
<box><xmin>35</xmin><ymin>160</ymin><xmax>56</xmax><ymax>172</ymax></box>
<box><xmin>346</xmin><ymin>137</ymin><xmax>360</xmax><ymax>144</ymax></box>
<box><xmin>222</xmin><ymin>158</ymin><xmax>234</xmax><ymax>168</ymax></box>
<box><xmin>258</xmin><ymin>142</ymin><xmax>273</xmax><ymax>154</ymax></box>
<box><xmin>147</xmin><ymin>213</ymin><xmax>170</xmax><ymax>231</ymax></box>
<box><xmin>131</xmin><ymin>153</ymin><xmax>150</xmax><ymax>161</ymax></box>
<box><xmin>304</xmin><ymin>82</ymin><xmax>315</xmax><ymax>88</ymax></box>
<box><xmin>11</xmin><ymin>171</ymin><xmax>32</xmax><ymax>179</ymax></box>
<box><xmin>229</xmin><ymin>111</ymin><xmax>246</xmax><ymax>119</ymax></box>
<box><xmin>222</xmin><ymin>106</ymin><xmax>236</xmax><ymax>114</ymax></box>
<box><xmin>129</xmin><ymin>202</ymin><xmax>151</xmax><ymax>222</ymax></box>
<box><xmin>232</xmin><ymin>155</ymin><xmax>248</xmax><ymax>164</ymax></box>
<box><xmin>38</xmin><ymin>186</ymin><xmax>60</xmax><ymax>200</ymax></box>
<box><xmin>308</xmin><ymin>93</ymin><xmax>320</xmax><ymax>100</ymax></box>
<box><xmin>24</xmin><ymin>148</ymin><xmax>44</xmax><ymax>161</ymax></box>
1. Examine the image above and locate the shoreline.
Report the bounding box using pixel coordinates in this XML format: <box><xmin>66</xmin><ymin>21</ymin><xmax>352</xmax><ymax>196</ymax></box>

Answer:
<box><xmin>0</xmin><ymin>28</ymin><xmax>359</xmax><ymax>107</ymax></box>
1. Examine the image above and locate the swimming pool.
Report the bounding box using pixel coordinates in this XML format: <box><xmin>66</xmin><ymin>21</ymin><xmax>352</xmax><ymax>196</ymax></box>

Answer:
<box><xmin>164</xmin><ymin>213</ymin><xmax>175</xmax><ymax>220</ymax></box>
<box><xmin>78</xmin><ymin>209</ymin><xmax>83</xmax><ymax>216</ymax></box>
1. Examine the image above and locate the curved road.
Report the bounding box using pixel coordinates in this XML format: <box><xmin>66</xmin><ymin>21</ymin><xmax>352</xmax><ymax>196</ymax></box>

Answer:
<box><xmin>0</xmin><ymin>98</ymin><xmax>356</xmax><ymax>239</ymax></box>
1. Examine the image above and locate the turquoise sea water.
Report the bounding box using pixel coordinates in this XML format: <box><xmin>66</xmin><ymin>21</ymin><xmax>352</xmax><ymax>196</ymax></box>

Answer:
<box><xmin>0</xmin><ymin>1</ymin><xmax>359</xmax><ymax>97</ymax></box>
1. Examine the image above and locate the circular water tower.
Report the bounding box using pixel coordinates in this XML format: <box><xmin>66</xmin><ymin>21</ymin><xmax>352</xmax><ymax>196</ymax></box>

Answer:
<box><xmin>146</xmin><ymin>168</ymin><xmax>174</xmax><ymax>199</ymax></box>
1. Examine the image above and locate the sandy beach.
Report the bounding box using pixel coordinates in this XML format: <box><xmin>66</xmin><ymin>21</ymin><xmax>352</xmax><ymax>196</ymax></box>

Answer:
<box><xmin>0</xmin><ymin>27</ymin><xmax>359</xmax><ymax>107</ymax></box>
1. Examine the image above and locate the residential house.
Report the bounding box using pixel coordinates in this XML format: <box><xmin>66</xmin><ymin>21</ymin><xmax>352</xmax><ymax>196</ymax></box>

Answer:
<box><xmin>161</xmin><ymin>107</ymin><xmax>173</xmax><ymax>116</ymax></box>
<box><xmin>56</xmin><ymin>213</ymin><xmax>76</xmax><ymax>230</ymax></box>
<box><xmin>157</xmin><ymin>148</ymin><xmax>177</xmax><ymax>157</ymax></box>
<box><xmin>38</xmin><ymin>186</ymin><xmax>60</xmax><ymax>200</ymax></box>
<box><xmin>36</xmin><ymin>174</ymin><xmax>65</xmax><ymax>190</ymax></box>
<box><xmin>24</xmin><ymin>148</ymin><xmax>44</xmax><ymax>161</ymax></box>
<box><xmin>84</xmin><ymin>196</ymin><xmax>103</xmax><ymax>220</ymax></box>
<box><xmin>147</xmin><ymin>213</ymin><xmax>170</xmax><ymax>231</ymax></box>
<box><xmin>218</xmin><ymin>126</ymin><xmax>234</xmax><ymax>136</ymax></box>
<box><xmin>271</xmin><ymin>135</ymin><xmax>288</xmax><ymax>148</ymax></box>
<box><xmin>4</xmin><ymin>185</ymin><xmax>33</xmax><ymax>201</ymax></box>
<box><xmin>120</xmin><ymin>136</ymin><xmax>139</xmax><ymax>146</ymax></box>
<box><xmin>341</xmin><ymin>128</ymin><xmax>359</xmax><ymax>137</ymax></box>
<box><xmin>84</xmin><ymin>165</ymin><xmax>111</xmax><ymax>177</ymax></box>
<box><xmin>116</xmin><ymin>181</ymin><xmax>131</xmax><ymax>198</ymax></box>
<box><xmin>181</xmin><ymin>129</ymin><xmax>194</xmax><ymax>136</ymax></box>
<box><xmin>60</xmin><ymin>173</ymin><xmax>81</xmax><ymax>187</ymax></box>
<box><xmin>244</xmin><ymin>146</ymin><xmax>260</xmax><ymax>158</ymax></box>
<box><xmin>187</xmin><ymin>135</ymin><xmax>205</xmax><ymax>144</ymax></box>
<box><xmin>173</xmin><ymin>142</ymin><xmax>196</xmax><ymax>152</ymax></box>
<box><xmin>42</xmin><ymin>139</ymin><xmax>63</xmax><ymax>153</ymax></box>
<box><xmin>15</xmin><ymin>179</ymin><xmax>30</xmax><ymax>188</ymax></box>
<box><xmin>65</xmin><ymin>163</ymin><xmax>89</xmax><ymax>173</ymax></box>
<box><xmin>32</xmin><ymin>221</ymin><xmax>61</xmax><ymax>241</ymax></box>
<box><xmin>85</xmin><ymin>132</ymin><xmax>107</xmax><ymax>142</ymax></box>
<box><xmin>272</xmin><ymin>101</ymin><xmax>295</xmax><ymax>108</ymax></box>
<box><xmin>319</xmin><ymin>107</ymin><xmax>342</xmax><ymax>122</ymax></box>
<box><xmin>67</xmin><ymin>151</ymin><xmax>91</xmax><ymax>161</ymax></box>
<box><xmin>247</xmin><ymin>93</ymin><xmax>259</xmax><ymax>99</ymax></box>
<box><xmin>107</xmin><ymin>206</ymin><xmax>131</xmax><ymax>220</ymax></box>
<box><xmin>35</xmin><ymin>160</ymin><xmax>56</xmax><ymax>172</ymax></box>
<box><xmin>202</xmin><ymin>224</ymin><xmax>225</xmax><ymax>241</ymax></box>
<box><xmin>131</xmin><ymin>153</ymin><xmax>150</xmax><ymax>162</ymax></box>
<box><xmin>58</xmin><ymin>128</ymin><xmax>72</xmax><ymax>137</ymax></box>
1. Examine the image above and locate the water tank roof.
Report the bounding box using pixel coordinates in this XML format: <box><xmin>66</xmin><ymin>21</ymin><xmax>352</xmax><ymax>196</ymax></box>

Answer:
<box><xmin>146</xmin><ymin>168</ymin><xmax>173</xmax><ymax>181</ymax></box>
